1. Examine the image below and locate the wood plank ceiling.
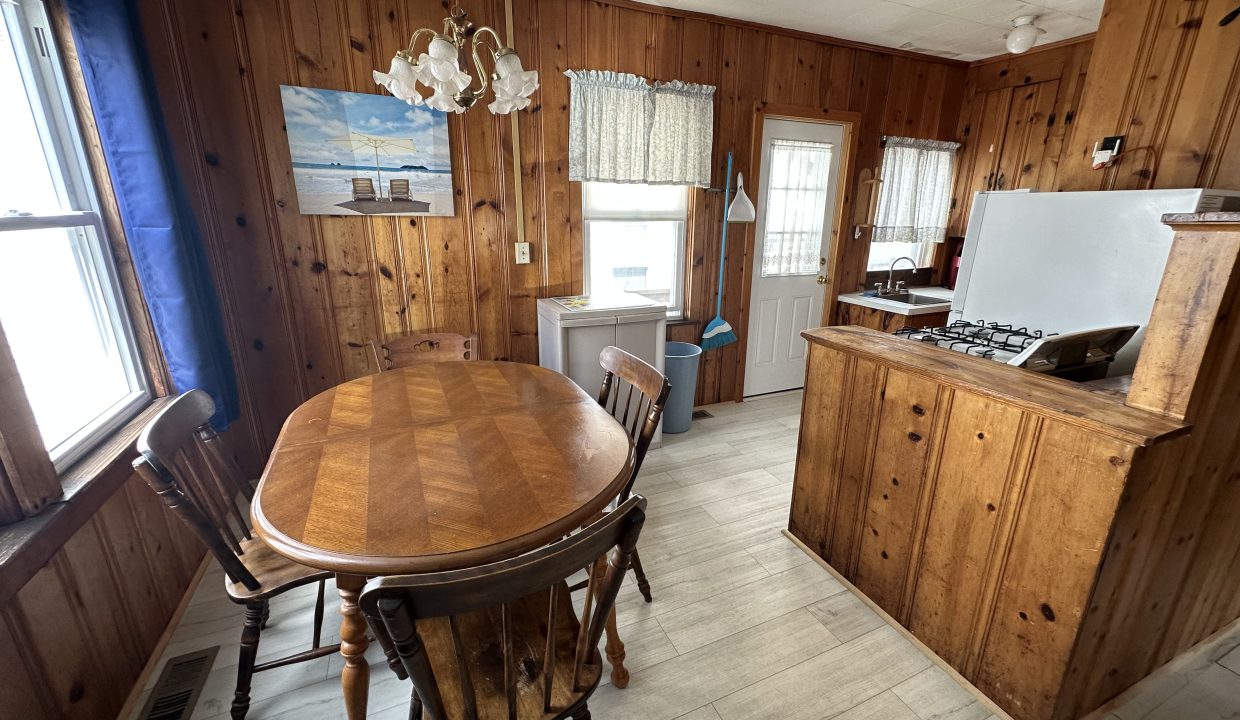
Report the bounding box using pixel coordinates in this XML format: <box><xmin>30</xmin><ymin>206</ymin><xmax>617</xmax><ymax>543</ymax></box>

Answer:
<box><xmin>135</xmin><ymin>0</ymin><xmax>966</xmax><ymax>467</ymax></box>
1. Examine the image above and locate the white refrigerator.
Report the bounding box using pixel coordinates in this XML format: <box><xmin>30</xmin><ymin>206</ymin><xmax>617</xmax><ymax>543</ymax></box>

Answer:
<box><xmin>537</xmin><ymin>293</ymin><xmax>668</xmax><ymax>445</ymax></box>
<box><xmin>953</xmin><ymin>188</ymin><xmax>1240</xmax><ymax>375</ymax></box>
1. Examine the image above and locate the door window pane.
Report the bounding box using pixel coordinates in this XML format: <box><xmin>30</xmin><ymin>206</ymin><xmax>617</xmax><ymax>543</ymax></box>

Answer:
<box><xmin>760</xmin><ymin>139</ymin><xmax>833</xmax><ymax>277</ymax></box>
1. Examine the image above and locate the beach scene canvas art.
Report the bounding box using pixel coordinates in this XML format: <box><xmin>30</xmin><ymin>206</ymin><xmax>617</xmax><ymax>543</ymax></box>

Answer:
<box><xmin>279</xmin><ymin>85</ymin><xmax>453</xmax><ymax>216</ymax></box>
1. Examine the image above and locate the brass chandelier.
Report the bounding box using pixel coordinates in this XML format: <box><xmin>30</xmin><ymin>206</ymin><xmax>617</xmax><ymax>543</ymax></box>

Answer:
<box><xmin>373</xmin><ymin>6</ymin><xmax>538</xmax><ymax>115</ymax></box>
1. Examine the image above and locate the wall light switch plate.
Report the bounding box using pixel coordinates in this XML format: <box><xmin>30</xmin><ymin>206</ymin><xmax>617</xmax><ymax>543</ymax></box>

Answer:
<box><xmin>514</xmin><ymin>241</ymin><xmax>531</xmax><ymax>265</ymax></box>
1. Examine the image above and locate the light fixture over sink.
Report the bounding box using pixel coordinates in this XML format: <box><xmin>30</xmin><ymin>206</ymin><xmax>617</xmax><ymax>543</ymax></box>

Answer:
<box><xmin>373</xmin><ymin>6</ymin><xmax>538</xmax><ymax>115</ymax></box>
<box><xmin>1005</xmin><ymin>15</ymin><xmax>1045</xmax><ymax>54</ymax></box>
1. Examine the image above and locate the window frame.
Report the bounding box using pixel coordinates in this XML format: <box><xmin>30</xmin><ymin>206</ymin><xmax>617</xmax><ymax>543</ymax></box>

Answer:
<box><xmin>0</xmin><ymin>0</ymin><xmax>151</xmax><ymax>473</ymax></box>
<box><xmin>581</xmin><ymin>182</ymin><xmax>689</xmax><ymax>319</ymax></box>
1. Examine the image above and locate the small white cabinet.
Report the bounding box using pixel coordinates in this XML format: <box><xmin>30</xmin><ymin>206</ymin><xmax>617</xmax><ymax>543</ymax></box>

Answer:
<box><xmin>537</xmin><ymin>293</ymin><xmax>667</xmax><ymax>445</ymax></box>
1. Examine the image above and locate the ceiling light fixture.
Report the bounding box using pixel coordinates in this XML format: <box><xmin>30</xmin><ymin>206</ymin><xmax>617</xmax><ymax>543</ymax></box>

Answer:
<box><xmin>374</xmin><ymin>6</ymin><xmax>538</xmax><ymax>115</ymax></box>
<box><xmin>1005</xmin><ymin>16</ymin><xmax>1045</xmax><ymax>54</ymax></box>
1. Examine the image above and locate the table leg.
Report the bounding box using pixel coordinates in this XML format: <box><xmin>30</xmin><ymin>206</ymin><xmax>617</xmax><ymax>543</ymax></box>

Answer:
<box><xmin>337</xmin><ymin>573</ymin><xmax>370</xmax><ymax>719</ymax></box>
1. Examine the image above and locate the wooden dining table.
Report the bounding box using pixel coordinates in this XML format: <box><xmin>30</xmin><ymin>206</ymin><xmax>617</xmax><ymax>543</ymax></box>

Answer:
<box><xmin>252</xmin><ymin>361</ymin><xmax>635</xmax><ymax>719</ymax></box>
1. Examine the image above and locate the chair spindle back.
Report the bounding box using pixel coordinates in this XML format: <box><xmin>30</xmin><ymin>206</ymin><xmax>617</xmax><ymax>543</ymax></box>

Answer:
<box><xmin>132</xmin><ymin>389</ymin><xmax>260</xmax><ymax>590</ymax></box>
<box><xmin>597</xmin><ymin>346</ymin><xmax>671</xmax><ymax>497</ymax></box>
<box><xmin>360</xmin><ymin>496</ymin><xmax>647</xmax><ymax>719</ymax></box>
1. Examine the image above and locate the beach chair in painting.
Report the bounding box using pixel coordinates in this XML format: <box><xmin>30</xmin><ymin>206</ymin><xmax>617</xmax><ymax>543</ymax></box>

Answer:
<box><xmin>389</xmin><ymin>179</ymin><xmax>412</xmax><ymax>202</ymax></box>
<box><xmin>351</xmin><ymin>178</ymin><xmax>377</xmax><ymax>202</ymax></box>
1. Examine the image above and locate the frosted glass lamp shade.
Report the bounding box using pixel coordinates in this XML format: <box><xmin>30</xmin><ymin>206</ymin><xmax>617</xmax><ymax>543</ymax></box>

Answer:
<box><xmin>727</xmin><ymin>173</ymin><xmax>756</xmax><ymax>223</ymax></box>
<box><xmin>411</xmin><ymin>36</ymin><xmax>472</xmax><ymax>113</ymax></box>
<box><xmin>489</xmin><ymin>51</ymin><xmax>539</xmax><ymax>115</ymax></box>
<box><xmin>373</xmin><ymin>55</ymin><xmax>424</xmax><ymax>105</ymax></box>
<box><xmin>1005</xmin><ymin>17</ymin><xmax>1044</xmax><ymax>54</ymax></box>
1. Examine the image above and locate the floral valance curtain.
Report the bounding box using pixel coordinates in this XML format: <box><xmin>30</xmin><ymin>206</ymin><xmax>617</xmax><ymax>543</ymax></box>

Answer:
<box><xmin>872</xmin><ymin>136</ymin><xmax>960</xmax><ymax>245</ymax></box>
<box><xmin>565</xmin><ymin>70</ymin><xmax>715</xmax><ymax>187</ymax></box>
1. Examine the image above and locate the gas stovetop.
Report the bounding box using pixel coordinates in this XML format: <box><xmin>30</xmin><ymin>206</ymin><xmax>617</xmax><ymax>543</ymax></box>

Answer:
<box><xmin>895</xmin><ymin>320</ymin><xmax>1138</xmax><ymax>379</ymax></box>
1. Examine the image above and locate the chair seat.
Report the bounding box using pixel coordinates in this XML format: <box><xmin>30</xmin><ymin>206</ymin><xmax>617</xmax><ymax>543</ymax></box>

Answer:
<box><xmin>225</xmin><ymin>537</ymin><xmax>333</xmax><ymax>602</ymax></box>
<box><xmin>416</xmin><ymin>582</ymin><xmax>601</xmax><ymax>720</ymax></box>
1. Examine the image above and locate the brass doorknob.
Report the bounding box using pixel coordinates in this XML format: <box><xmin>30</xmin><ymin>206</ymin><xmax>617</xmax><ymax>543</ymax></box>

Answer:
<box><xmin>816</xmin><ymin>275</ymin><xmax>827</xmax><ymax>285</ymax></box>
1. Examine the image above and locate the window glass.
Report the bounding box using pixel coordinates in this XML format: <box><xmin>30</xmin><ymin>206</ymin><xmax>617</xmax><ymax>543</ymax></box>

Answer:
<box><xmin>0</xmin><ymin>1</ymin><xmax>148</xmax><ymax>469</ymax></box>
<box><xmin>583</xmin><ymin>182</ymin><xmax>687</xmax><ymax>317</ymax></box>
<box><xmin>0</xmin><ymin>17</ymin><xmax>60</xmax><ymax>215</ymax></box>
<box><xmin>760</xmin><ymin>139</ymin><xmax>833</xmax><ymax>277</ymax></box>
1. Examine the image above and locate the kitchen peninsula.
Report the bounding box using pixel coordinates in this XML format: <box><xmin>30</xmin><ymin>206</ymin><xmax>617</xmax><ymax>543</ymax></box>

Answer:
<box><xmin>788</xmin><ymin>213</ymin><xmax>1240</xmax><ymax>720</ymax></box>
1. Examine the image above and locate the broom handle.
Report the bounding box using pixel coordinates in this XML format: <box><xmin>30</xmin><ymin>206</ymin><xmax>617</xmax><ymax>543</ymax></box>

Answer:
<box><xmin>716</xmin><ymin>152</ymin><xmax>733</xmax><ymax>317</ymax></box>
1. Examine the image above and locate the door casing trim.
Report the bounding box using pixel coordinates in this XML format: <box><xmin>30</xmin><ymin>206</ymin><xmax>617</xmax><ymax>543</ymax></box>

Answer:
<box><xmin>735</xmin><ymin>104</ymin><xmax>860</xmax><ymax>401</ymax></box>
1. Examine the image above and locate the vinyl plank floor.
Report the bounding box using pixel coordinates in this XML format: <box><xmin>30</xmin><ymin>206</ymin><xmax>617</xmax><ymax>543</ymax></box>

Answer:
<box><xmin>133</xmin><ymin>392</ymin><xmax>1025</xmax><ymax>720</ymax></box>
<box><xmin>894</xmin><ymin>667</ymin><xmax>994</xmax><ymax>720</ymax></box>
<box><xmin>712</xmin><ymin>625</ymin><xmax>933</xmax><ymax>720</ymax></box>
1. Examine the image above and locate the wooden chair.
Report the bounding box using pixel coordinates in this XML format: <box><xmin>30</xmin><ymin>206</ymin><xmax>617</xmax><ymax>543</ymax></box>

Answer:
<box><xmin>132</xmin><ymin>390</ymin><xmax>339</xmax><ymax>720</ymax></box>
<box><xmin>390</xmin><ymin>178</ymin><xmax>413</xmax><ymax>202</ymax></box>
<box><xmin>360</xmin><ymin>496</ymin><xmax>647</xmax><ymax>720</ymax></box>
<box><xmin>352</xmin><ymin>177</ymin><xmax>377</xmax><ymax>201</ymax></box>
<box><xmin>596</xmin><ymin>346</ymin><xmax>670</xmax><ymax>603</ymax></box>
<box><xmin>368</xmin><ymin>331</ymin><xmax>479</xmax><ymax>371</ymax></box>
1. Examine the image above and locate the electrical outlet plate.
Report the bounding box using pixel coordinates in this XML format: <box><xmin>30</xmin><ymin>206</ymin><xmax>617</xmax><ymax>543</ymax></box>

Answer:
<box><xmin>514</xmin><ymin>241</ymin><xmax>531</xmax><ymax>265</ymax></box>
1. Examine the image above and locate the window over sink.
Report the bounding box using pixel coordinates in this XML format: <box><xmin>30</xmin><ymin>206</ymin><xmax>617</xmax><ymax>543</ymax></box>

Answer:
<box><xmin>866</xmin><ymin>136</ymin><xmax>959</xmax><ymax>271</ymax></box>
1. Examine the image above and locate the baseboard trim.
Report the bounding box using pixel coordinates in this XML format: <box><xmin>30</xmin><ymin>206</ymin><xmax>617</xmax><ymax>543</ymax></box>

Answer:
<box><xmin>115</xmin><ymin>554</ymin><xmax>211</xmax><ymax>720</ymax></box>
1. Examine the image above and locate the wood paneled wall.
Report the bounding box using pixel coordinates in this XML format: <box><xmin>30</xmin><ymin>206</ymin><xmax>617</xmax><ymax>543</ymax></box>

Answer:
<box><xmin>134</xmin><ymin>0</ymin><xmax>965</xmax><ymax>468</ymax></box>
<box><xmin>0</xmin><ymin>471</ymin><xmax>202</xmax><ymax>719</ymax></box>
<box><xmin>947</xmin><ymin>37</ymin><xmax>1094</xmax><ymax>235</ymax></box>
<box><xmin>950</xmin><ymin>0</ymin><xmax>1240</xmax><ymax>235</ymax></box>
<box><xmin>1058</xmin><ymin>0</ymin><xmax>1240</xmax><ymax>191</ymax></box>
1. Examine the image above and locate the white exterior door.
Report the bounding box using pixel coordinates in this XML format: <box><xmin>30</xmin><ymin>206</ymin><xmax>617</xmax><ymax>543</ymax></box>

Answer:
<box><xmin>744</xmin><ymin>118</ymin><xmax>844</xmax><ymax>397</ymax></box>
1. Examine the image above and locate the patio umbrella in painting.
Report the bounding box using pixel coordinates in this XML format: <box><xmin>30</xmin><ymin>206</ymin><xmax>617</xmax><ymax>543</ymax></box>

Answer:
<box><xmin>329</xmin><ymin>132</ymin><xmax>417</xmax><ymax>199</ymax></box>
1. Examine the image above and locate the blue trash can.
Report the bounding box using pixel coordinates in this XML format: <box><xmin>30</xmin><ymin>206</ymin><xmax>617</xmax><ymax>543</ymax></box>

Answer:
<box><xmin>663</xmin><ymin>341</ymin><xmax>703</xmax><ymax>433</ymax></box>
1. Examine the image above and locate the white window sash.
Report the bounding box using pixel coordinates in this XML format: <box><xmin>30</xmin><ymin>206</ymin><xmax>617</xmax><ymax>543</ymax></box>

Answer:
<box><xmin>2</xmin><ymin>2</ymin><xmax>151</xmax><ymax>472</ymax></box>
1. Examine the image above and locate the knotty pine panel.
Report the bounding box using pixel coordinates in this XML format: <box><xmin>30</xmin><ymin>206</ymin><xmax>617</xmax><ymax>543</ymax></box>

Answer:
<box><xmin>905</xmin><ymin>394</ymin><xmax>1026</xmax><ymax>670</ymax></box>
<box><xmin>788</xmin><ymin>344</ymin><xmax>849</xmax><ymax>558</ymax></box>
<box><xmin>851</xmin><ymin>369</ymin><xmax>943</xmax><ymax>616</ymax></box>
<box><xmin>947</xmin><ymin>37</ymin><xmax>1093</xmax><ymax>235</ymax></box>
<box><xmin>134</xmin><ymin>0</ymin><xmax>965</xmax><ymax>468</ymax></box>
<box><xmin>827</xmin><ymin>356</ymin><xmax>884</xmax><ymax>578</ymax></box>
<box><xmin>974</xmin><ymin>422</ymin><xmax>1132</xmax><ymax>720</ymax></box>
<box><xmin>953</xmin><ymin>0</ymin><xmax>1240</xmax><ymax>222</ymax></box>
<box><xmin>0</xmin><ymin>474</ymin><xmax>203</xmax><ymax>720</ymax></box>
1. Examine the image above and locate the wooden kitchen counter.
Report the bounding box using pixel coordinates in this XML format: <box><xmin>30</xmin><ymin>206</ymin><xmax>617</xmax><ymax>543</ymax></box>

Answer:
<box><xmin>789</xmin><ymin>214</ymin><xmax>1240</xmax><ymax>720</ymax></box>
<box><xmin>802</xmin><ymin>326</ymin><xmax>1185</xmax><ymax>446</ymax></box>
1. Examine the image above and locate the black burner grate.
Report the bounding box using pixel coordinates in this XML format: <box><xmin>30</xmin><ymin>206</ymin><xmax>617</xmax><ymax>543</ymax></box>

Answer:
<box><xmin>896</xmin><ymin>320</ymin><xmax>1056</xmax><ymax>360</ymax></box>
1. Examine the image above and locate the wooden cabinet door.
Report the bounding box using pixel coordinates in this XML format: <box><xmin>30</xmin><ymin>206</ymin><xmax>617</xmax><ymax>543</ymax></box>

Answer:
<box><xmin>995</xmin><ymin>79</ymin><xmax>1061</xmax><ymax>191</ymax></box>
<box><xmin>950</xmin><ymin>88</ymin><xmax>1012</xmax><ymax>234</ymax></box>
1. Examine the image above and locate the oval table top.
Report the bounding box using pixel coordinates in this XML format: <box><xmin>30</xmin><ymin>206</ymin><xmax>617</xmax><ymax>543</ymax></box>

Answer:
<box><xmin>252</xmin><ymin>361</ymin><xmax>634</xmax><ymax>576</ymax></box>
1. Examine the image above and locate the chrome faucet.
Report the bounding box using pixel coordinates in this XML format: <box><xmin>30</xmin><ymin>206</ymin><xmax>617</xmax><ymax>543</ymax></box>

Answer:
<box><xmin>886</xmin><ymin>256</ymin><xmax>918</xmax><ymax>293</ymax></box>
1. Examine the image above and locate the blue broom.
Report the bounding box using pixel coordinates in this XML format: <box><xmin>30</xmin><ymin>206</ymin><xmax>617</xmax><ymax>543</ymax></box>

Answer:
<box><xmin>701</xmin><ymin>152</ymin><xmax>741</xmax><ymax>351</ymax></box>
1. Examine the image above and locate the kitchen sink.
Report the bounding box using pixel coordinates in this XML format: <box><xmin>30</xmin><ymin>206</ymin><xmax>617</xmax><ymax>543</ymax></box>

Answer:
<box><xmin>873</xmin><ymin>292</ymin><xmax>947</xmax><ymax>306</ymax></box>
